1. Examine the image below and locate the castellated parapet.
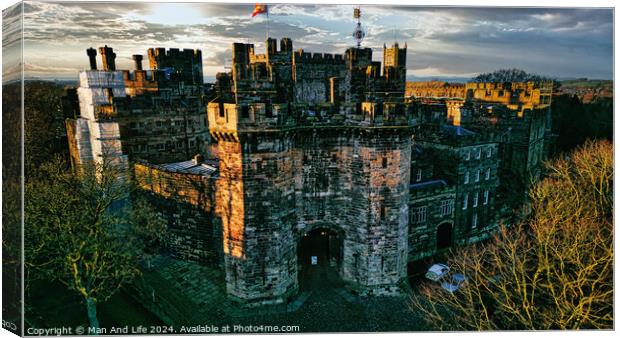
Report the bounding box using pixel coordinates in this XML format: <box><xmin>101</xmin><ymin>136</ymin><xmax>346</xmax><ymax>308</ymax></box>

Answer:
<box><xmin>147</xmin><ymin>47</ymin><xmax>204</xmax><ymax>85</ymax></box>
<box><xmin>407</xmin><ymin>80</ymin><xmax>553</xmax><ymax>115</ymax></box>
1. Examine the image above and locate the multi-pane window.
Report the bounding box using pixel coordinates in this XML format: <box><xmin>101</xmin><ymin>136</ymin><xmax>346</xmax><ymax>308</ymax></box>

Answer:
<box><xmin>411</xmin><ymin>206</ymin><xmax>427</xmax><ymax>225</ymax></box>
<box><xmin>416</xmin><ymin>169</ymin><xmax>422</xmax><ymax>182</ymax></box>
<box><xmin>475</xmin><ymin>169</ymin><xmax>480</xmax><ymax>182</ymax></box>
<box><xmin>484</xmin><ymin>190</ymin><xmax>489</xmax><ymax>205</ymax></box>
<box><xmin>462</xmin><ymin>193</ymin><xmax>469</xmax><ymax>210</ymax></box>
<box><xmin>440</xmin><ymin>200</ymin><xmax>454</xmax><ymax>216</ymax></box>
<box><xmin>464</xmin><ymin>171</ymin><xmax>470</xmax><ymax>184</ymax></box>
<box><xmin>472</xmin><ymin>213</ymin><xmax>478</xmax><ymax>228</ymax></box>
<box><xmin>485</xmin><ymin>167</ymin><xmax>491</xmax><ymax>180</ymax></box>
<box><xmin>473</xmin><ymin>192</ymin><xmax>479</xmax><ymax>207</ymax></box>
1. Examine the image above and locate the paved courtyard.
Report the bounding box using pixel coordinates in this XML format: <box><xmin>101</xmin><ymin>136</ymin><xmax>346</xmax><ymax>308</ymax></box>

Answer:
<box><xmin>137</xmin><ymin>257</ymin><xmax>428</xmax><ymax>333</ymax></box>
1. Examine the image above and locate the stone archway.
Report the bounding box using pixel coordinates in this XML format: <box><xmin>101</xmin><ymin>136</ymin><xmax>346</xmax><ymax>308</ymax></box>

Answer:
<box><xmin>297</xmin><ymin>227</ymin><xmax>344</xmax><ymax>291</ymax></box>
<box><xmin>436</xmin><ymin>222</ymin><xmax>453</xmax><ymax>250</ymax></box>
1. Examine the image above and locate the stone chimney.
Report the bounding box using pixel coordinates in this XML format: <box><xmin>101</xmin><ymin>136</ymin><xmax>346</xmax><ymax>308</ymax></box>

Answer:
<box><xmin>86</xmin><ymin>48</ymin><xmax>97</xmax><ymax>70</ymax></box>
<box><xmin>99</xmin><ymin>45</ymin><xmax>116</xmax><ymax>71</ymax></box>
<box><xmin>132</xmin><ymin>54</ymin><xmax>143</xmax><ymax>70</ymax></box>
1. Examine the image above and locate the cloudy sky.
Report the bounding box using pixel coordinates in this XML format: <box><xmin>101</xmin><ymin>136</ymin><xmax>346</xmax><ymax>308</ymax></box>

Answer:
<box><xmin>4</xmin><ymin>1</ymin><xmax>614</xmax><ymax>81</ymax></box>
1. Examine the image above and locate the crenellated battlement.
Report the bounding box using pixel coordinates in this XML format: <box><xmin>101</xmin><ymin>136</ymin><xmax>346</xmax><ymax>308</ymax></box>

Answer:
<box><xmin>226</xmin><ymin>37</ymin><xmax>408</xmax><ymax>105</ymax></box>
<box><xmin>147</xmin><ymin>47</ymin><xmax>202</xmax><ymax>62</ymax></box>
<box><xmin>409</xmin><ymin>80</ymin><xmax>553</xmax><ymax>110</ymax></box>
<box><xmin>293</xmin><ymin>50</ymin><xmax>345</xmax><ymax>64</ymax></box>
<box><xmin>147</xmin><ymin>47</ymin><xmax>204</xmax><ymax>84</ymax></box>
<box><xmin>207</xmin><ymin>100</ymin><xmax>416</xmax><ymax>138</ymax></box>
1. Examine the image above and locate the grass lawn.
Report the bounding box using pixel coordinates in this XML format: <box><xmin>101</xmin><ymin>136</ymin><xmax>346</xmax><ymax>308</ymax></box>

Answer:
<box><xmin>26</xmin><ymin>280</ymin><xmax>162</xmax><ymax>330</ymax></box>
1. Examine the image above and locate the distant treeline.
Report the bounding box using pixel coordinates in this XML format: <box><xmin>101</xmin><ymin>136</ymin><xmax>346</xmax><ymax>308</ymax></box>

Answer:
<box><xmin>551</xmin><ymin>94</ymin><xmax>613</xmax><ymax>154</ymax></box>
<box><xmin>472</xmin><ymin>68</ymin><xmax>555</xmax><ymax>84</ymax></box>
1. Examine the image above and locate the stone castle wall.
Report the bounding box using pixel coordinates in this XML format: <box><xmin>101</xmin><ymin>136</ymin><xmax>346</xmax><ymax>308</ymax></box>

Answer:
<box><xmin>134</xmin><ymin>162</ymin><xmax>222</xmax><ymax>265</ymax></box>
<box><xmin>209</xmin><ymin>122</ymin><xmax>412</xmax><ymax>302</ymax></box>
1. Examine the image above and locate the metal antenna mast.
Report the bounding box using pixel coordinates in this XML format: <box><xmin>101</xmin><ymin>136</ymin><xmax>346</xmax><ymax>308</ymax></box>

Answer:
<box><xmin>352</xmin><ymin>6</ymin><xmax>365</xmax><ymax>48</ymax></box>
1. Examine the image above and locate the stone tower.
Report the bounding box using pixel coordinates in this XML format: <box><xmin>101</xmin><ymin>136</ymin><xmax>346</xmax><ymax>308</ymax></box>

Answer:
<box><xmin>208</xmin><ymin>37</ymin><xmax>414</xmax><ymax>304</ymax></box>
<box><xmin>208</xmin><ymin>103</ymin><xmax>298</xmax><ymax>304</ymax></box>
<box><xmin>382</xmin><ymin>42</ymin><xmax>407</xmax><ymax>84</ymax></box>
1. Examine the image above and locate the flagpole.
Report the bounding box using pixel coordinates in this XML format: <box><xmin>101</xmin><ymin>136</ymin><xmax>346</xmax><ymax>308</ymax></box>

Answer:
<box><xmin>266</xmin><ymin>8</ymin><xmax>270</xmax><ymax>40</ymax></box>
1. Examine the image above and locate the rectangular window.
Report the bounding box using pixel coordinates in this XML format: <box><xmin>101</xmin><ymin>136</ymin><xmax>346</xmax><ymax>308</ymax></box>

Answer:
<box><xmin>475</xmin><ymin>169</ymin><xmax>480</xmax><ymax>182</ymax></box>
<box><xmin>241</xmin><ymin>105</ymin><xmax>250</xmax><ymax>118</ymax></box>
<box><xmin>484</xmin><ymin>190</ymin><xmax>489</xmax><ymax>205</ymax></box>
<box><xmin>416</xmin><ymin>169</ymin><xmax>422</xmax><ymax>182</ymax></box>
<box><xmin>381</xmin><ymin>204</ymin><xmax>387</xmax><ymax>220</ymax></box>
<box><xmin>464</xmin><ymin>171</ymin><xmax>470</xmax><ymax>184</ymax></box>
<box><xmin>462</xmin><ymin>193</ymin><xmax>468</xmax><ymax>210</ymax></box>
<box><xmin>440</xmin><ymin>200</ymin><xmax>454</xmax><ymax>216</ymax></box>
<box><xmin>382</xmin><ymin>157</ymin><xmax>388</xmax><ymax>168</ymax></box>
<box><xmin>473</xmin><ymin>192</ymin><xmax>478</xmax><ymax>207</ymax></box>
<box><xmin>411</xmin><ymin>206</ymin><xmax>427</xmax><ymax>225</ymax></box>
<box><xmin>476</xmin><ymin>148</ymin><xmax>481</xmax><ymax>159</ymax></box>
<box><xmin>486</xmin><ymin>167</ymin><xmax>491</xmax><ymax>180</ymax></box>
<box><xmin>465</xmin><ymin>150</ymin><xmax>471</xmax><ymax>161</ymax></box>
<box><xmin>486</xmin><ymin>147</ymin><xmax>492</xmax><ymax>158</ymax></box>
<box><xmin>472</xmin><ymin>213</ymin><xmax>478</xmax><ymax>228</ymax></box>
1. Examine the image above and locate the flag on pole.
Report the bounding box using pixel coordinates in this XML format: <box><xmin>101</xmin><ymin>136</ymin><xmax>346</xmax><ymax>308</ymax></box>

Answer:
<box><xmin>251</xmin><ymin>4</ymin><xmax>268</xmax><ymax>17</ymax></box>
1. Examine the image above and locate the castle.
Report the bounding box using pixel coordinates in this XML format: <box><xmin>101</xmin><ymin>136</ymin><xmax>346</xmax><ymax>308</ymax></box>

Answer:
<box><xmin>65</xmin><ymin>36</ymin><xmax>552</xmax><ymax>305</ymax></box>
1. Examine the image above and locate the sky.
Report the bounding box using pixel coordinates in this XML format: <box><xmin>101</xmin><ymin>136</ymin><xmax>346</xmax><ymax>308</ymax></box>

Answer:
<box><xmin>2</xmin><ymin>1</ymin><xmax>614</xmax><ymax>82</ymax></box>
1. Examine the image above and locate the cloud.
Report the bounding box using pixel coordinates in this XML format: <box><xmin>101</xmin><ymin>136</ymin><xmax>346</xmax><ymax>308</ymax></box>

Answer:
<box><xmin>17</xmin><ymin>1</ymin><xmax>613</xmax><ymax>80</ymax></box>
<box><xmin>2</xmin><ymin>2</ymin><xmax>22</xmax><ymax>48</ymax></box>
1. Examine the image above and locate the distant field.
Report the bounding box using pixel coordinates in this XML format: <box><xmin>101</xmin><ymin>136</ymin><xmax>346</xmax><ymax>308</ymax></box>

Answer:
<box><xmin>560</xmin><ymin>79</ymin><xmax>613</xmax><ymax>88</ymax></box>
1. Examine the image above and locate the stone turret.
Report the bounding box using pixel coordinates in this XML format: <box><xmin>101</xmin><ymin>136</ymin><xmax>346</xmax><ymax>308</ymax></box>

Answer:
<box><xmin>147</xmin><ymin>47</ymin><xmax>203</xmax><ymax>84</ymax></box>
<box><xmin>383</xmin><ymin>42</ymin><xmax>407</xmax><ymax>82</ymax></box>
<box><xmin>266</xmin><ymin>38</ymin><xmax>278</xmax><ymax>55</ymax></box>
<box><xmin>280</xmin><ymin>37</ymin><xmax>293</xmax><ymax>53</ymax></box>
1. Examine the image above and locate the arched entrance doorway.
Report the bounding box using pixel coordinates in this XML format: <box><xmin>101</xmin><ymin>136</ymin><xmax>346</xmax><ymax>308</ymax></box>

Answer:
<box><xmin>436</xmin><ymin>222</ymin><xmax>453</xmax><ymax>250</ymax></box>
<box><xmin>297</xmin><ymin>227</ymin><xmax>343</xmax><ymax>291</ymax></box>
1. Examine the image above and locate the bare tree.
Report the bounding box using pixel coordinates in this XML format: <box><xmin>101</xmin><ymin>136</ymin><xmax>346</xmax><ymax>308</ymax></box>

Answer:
<box><xmin>25</xmin><ymin>157</ymin><xmax>165</xmax><ymax>331</ymax></box>
<box><xmin>411</xmin><ymin>140</ymin><xmax>613</xmax><ymax>330</ymax></box>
